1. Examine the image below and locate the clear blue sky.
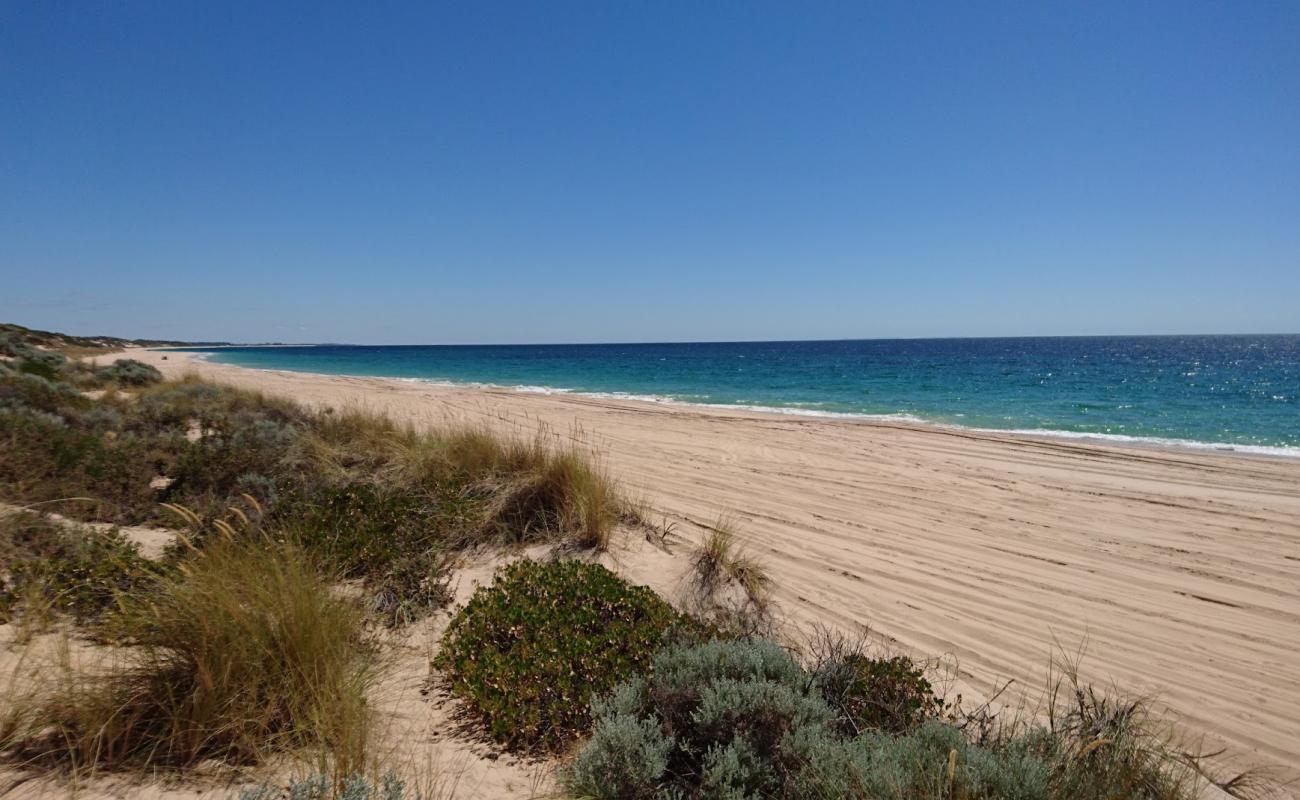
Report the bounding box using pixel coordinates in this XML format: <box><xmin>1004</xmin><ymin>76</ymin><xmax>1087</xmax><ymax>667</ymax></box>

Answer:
<box><xmin>2</xmin><ymin>1</ymin><xmax>1297</xmax><ymax>344</ymax></box>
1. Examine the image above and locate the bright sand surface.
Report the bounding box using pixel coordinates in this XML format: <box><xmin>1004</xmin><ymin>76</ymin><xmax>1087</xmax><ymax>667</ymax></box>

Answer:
<box><xmin>62</xmin><ymin>349</ymin><xmax>1300</xmax><ymax>795</ymax></box>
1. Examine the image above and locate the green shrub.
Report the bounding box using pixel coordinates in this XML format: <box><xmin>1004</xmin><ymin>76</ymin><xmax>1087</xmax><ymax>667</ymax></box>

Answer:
<box><xmin>0</xmin><ymin>511</ymin><xmax>158</xmax><ymax>625</ymax></box>
<box><xmin>799</xmin><ymin>720</ymin><xmax>1056</xmax><ymax>800</ymax></box>
<box><xmin>566</xmin><ymin>638</ymin><xmax>839</xmax><ymax>799</ymax></box>
<box><xmin>238</xmin><ymin>771</ymin><xmax>411</xmax><ymax>800</ymax></box>
<box><xmin>95</xmin><ymin>358</ymin><xmax>163</xmax><ymax>386</ymax></box>
<box><xmin>564</xmin><ymin>712</ymin><xmax>673</xmax><ymax>800</ymax></box>
<box><xmin>0</xmin><ymin>410</ymin><xmax>162</xmax><ymax>521</ymax></box>
<box><xmin>17</xmin><ymin>358</ymin><xmax>61</xmax><ymax>380</ymax></box>
<box><xmin>570</xmin><ymin>638</ymin><xmax>1235</xmax><ymax>800</ymax></box>
<box><xmin>566</xmin><ymin>641</ymin><xmax>1015</xmax><ymax>800</ymax></box>
<box><xmin>0</xmin><ymin>371</ymin><xmax>86</xmax><ymax>416</ymax></box>
<box><xmin>276</xmin><ymin>484</ymin><xmax>437</xmax><ymax>576</ymax></box>
<box><xmin>0</xmin><ymin>333</ymin><xmax>28</xmax><ymax>358</ymax></box>
<box><xmin>434</xmin><ymin>559</ymin><xmax>689</xmax><ymax>752</ymax></box>
<box><xmin>814</xmin><ymin>653</ymin><xmax>942</xmax><ymax>735</ymax></box>
<box><xmin>169</xmin><ymin>413</ymin><xmax>304</xmax><ymax>505</ymax></box>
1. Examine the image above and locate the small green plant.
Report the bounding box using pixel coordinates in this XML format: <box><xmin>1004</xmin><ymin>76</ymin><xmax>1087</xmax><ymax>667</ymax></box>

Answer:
<box><xmin>434</xmin><ymin>559</ymin><xmax>690</xmax><ymax>752</ymax></box>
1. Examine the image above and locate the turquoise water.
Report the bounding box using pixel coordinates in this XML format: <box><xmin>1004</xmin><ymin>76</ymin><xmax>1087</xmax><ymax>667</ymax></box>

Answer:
<box><xmin>177</xmin><ymin>335</ymin><xmax>1300</xmax><ymax>456</ymax></box>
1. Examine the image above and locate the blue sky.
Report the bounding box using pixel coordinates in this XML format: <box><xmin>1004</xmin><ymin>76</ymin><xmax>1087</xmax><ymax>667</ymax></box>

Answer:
<box><xmin>2</xmin><ymin>1</ymin><xmax>1298</xmax><ymax>344</ymax></box>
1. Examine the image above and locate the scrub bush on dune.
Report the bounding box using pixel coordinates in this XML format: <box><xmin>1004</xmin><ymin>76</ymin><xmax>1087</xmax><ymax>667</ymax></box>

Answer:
<box><xmin>565</xmin><ymin>638</ymin><xmax>838</xmax><ymax>799</ymax></box>
<box><xmin>0</xmin><ymin>366</ymin><xmax>629</xmax><ymax>624</ymax></box>
<box><xmin>434</xmin><ymin>559</ymin><xmax>691</xmax><ymax>752</ymax></box>
<box><xmin>566</xmin><ymin>639</ymin><xmax>1252</xmax><ymax>800</ymax></box>
<box><xmin>814</xmin><ymin>651</ymin><xmax>943</xmax><ymax>736</ymax></box>
<box><xmin>0</xmin><ymin>410</ymin><xmax>162</xmax><ymax>520</ymax></box>
<box><xmin>94</xmin><ymin>358</ymin><xmax>163</xmax><ymax>387</ymax></box>
<box><xmin>0</xmin><ymin>511</ymin><xmax>158</xmax><ymax>626</ymax></box>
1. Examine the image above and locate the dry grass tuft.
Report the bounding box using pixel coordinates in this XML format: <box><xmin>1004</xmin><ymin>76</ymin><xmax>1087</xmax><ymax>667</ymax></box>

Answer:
<box><xmin>0</xmin><ymin>531</ymin><xmax>377</xmax><ymax>775</ymax></box>
<box><xmin>686</xmin><ymin>516</ymin><xmax>773</xmax><ymax>635</ymax></box>
<box><xmin>1037</xmin><ymin>644</ymin><xmax>1280</xmax><ymax>800</ymax></box>
<box><xmin>299</xmin><ymin>410</ymin><xmax>621</xmax><ymax>551</ymax></box>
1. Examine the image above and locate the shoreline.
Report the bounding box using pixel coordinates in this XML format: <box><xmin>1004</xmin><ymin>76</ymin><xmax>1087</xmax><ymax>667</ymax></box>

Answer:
<box><xmin>171</xmin><ymin>347</ymin><xmax>1300</xmax><ymax>462</ymax></box>
<box><xmin>114</xmin><ymin>347</ymin><xmax>1300</xmax><ymax>786</ymax></box>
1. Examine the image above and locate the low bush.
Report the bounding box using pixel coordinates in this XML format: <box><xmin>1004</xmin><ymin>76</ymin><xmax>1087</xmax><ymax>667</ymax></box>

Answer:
<box><xmin>0</xmin><ymin>409</ymin><xmax>162</xmax><ymax>520</ymax></box>
<box><xmin>566</xmin><ymin>638</ymin><xmax>1245</xmax><ymax>800</ymax></box>
<box><xmin>277</xmin><ymin>484</ymin><xmax>438</xmax><ymax>577</ymax></box>
<box><xmin>95</xmin><ymin>358</ymin><xmax>163</xmax><ymax>386</ymax></box>
<box><xmin>814</xmin><ymin>652</ymin><xmax>943</xmax><ymax>736</ymax></box>
<box><xmin>238</xmin><ymin>772</ymin><xmax>410</xmax><ymax>800</ymax></box>
<box><xmin>0</xmin><ymin>511</ymin><xmax>158</xmax><ymax>625</ymax></box>
<box><xmin>566</xmin><ymin>638</ymin><xmax>837</xmax><ymax>799</ymax></box>
<box><xmin>0</xmin><ymin>370</ymin><xmax>86</xmax><ymax>415</ymax></box>
<box><xmin>0</xmin><ymin>332</ymin><xmax>28</xmax><ymax>358</ymax></box>
<box><xmin>434</xmin><ymin>559</ymin><xmax>690</xmax><ymax>752</ymax></box>
<box><xmin>0</xmin><ymin>533</ymin><xmax>376</xmax><ymax>771</ymax></box>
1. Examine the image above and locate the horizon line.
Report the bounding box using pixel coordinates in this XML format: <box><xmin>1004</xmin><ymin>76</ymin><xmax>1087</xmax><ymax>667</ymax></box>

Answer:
<box><xmin>162</xmin><ymin>330</ymin><xmax>1300</xmax><ymax>349</ymax></box>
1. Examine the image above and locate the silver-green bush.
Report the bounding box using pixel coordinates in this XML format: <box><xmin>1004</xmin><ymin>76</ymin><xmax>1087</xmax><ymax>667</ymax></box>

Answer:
<box><xmin>238</xmin><ymin>772</ymin><xmax>408</xmax><ymax>800</ymax></box>
<box><xmin>564</xmin><ymin>639</ymin><xmax>839</xmax><ymax>799</ymax></box>
<box><xmin>96</xmin><ymin>358</ymin><xmax>163</xmax><ymax>386</ymax></box>
<box><xmin>565</xmin><ymin>639</ymin><xmax>1227</xmax><ymax>800</ymax></box>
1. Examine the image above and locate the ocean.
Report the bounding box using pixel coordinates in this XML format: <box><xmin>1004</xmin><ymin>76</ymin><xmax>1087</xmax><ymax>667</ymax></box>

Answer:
<box><xmin>177</xmin><ymin>335</ymin><xmax>1300</xmax><ymax>456</ymax></box>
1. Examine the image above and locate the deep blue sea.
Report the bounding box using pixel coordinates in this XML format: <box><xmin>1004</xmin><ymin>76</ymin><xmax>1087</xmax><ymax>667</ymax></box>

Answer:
<box><xmin>178</xmin><ymin>335</ymin><xmax>1300</xmax><ymax>456</ymax></box>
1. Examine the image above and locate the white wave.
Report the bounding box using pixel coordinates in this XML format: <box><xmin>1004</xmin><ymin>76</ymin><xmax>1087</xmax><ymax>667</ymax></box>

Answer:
<box><xmin>994</xmin><ymin>427</ymin><xmax>1300</xmax><ymax>459</ymax></box>
<box><xmin>191</xmin><ymin>358</ymin><xmax>1300</xmax><ymax>460</ymax></box>
<box><xmin>512</xmin><ymin>385</ymin><xmax>574</xmax><ymax>395</ymax></box>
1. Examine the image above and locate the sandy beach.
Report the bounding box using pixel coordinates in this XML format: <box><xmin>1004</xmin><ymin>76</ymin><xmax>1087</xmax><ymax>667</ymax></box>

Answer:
<box><xmin>114</xmin><ymin>348</ymin><xmax>1300</xmax><ymax>789</ymax></box>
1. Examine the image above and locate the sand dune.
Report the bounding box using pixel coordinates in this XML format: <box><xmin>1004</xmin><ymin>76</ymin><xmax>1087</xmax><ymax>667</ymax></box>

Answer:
<box><xmin>126</xmin><ymin>349</ymin><xmax>1300</xmax><ymax>789</ymax></box>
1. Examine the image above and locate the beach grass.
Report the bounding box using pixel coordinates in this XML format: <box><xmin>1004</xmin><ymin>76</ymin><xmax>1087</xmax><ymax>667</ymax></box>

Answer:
<box><xmin>685</xmin><ymin>516</ymin><xmax>773</xmax><ymax>636</ymax></box>
<box><xmin>1</xmin><ymin>531</ymin><xmax>376</xmax><ymax>774</ymax></box>
<box><xmin>0</xmin><ymin>358</ymin><xmax>626</xmax><ymax>625</ymax></box>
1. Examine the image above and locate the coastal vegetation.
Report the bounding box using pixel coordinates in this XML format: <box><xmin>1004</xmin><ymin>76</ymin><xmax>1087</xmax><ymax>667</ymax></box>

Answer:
<box><xmin>0</xmin><ymin>511</ymin><xmax>157</xmax><ymax>629</ymax></box>
<box><xmin>562</xmin><ymin>636</ymin><xmax>1225</xmax><ymax>800</ymax></box>
<box><xmin>435</xmin><ymin>559</ymin><xmax>692</xmax><ymax>752</ymax></box>
<box><xmin>685</xmin><ymin>517</ymin><xmax>774</xmax><ymax>637</ymax></box>
<box><xmin>0</xmin><ymin>321</ymin><xmax>215</xmax><ymax>352</ymax></box>
<box><xmin>2</xmin><ymin>531</ymin><xmax>375</xmax><ymax>773</ymax></box>
<box><xmin>0</xmin><ymin>328</ymin><xmax>1275</xmax><ymax>799</ymax></box>
<box><xmin>0</xmin><ymin>335</ymin><xmax>624</xmax><ymax>626</ymax></box>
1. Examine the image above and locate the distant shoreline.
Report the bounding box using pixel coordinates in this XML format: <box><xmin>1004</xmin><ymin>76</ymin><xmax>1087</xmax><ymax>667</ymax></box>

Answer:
<box><xmin>159</xmin><ymin>341</ymin><xmax>1300</xmax><ymax>461</ymax></box>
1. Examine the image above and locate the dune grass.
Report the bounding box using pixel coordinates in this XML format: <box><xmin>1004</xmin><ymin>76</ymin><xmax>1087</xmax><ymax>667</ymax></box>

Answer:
<box><xmin>690</xmin><ymin>517</ymin><xmax>770</xmax><ymax>603</ymax></box>
<box><xmin>685</xmin><ymin>516</ymin><xmax>773</xmax><ymax>636</ymax></box>
<box><xmin>298</xmin><ymin>407</ymin><xmax>620</xmax><ymax>550</ymax></box>
<box><xmin>0</xmin><ymin>531</ymin><xmax>376</xmax><ymax>774</ymax></box>
<box><xmin>0</xmin><ymin>363</ymin><xmax>627</xmax><ymax>624</ymax></box>
<box><xmin>1</xmin><ymin>364</ymin><xmax>622</xmax><ymax>547</ymax></box>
